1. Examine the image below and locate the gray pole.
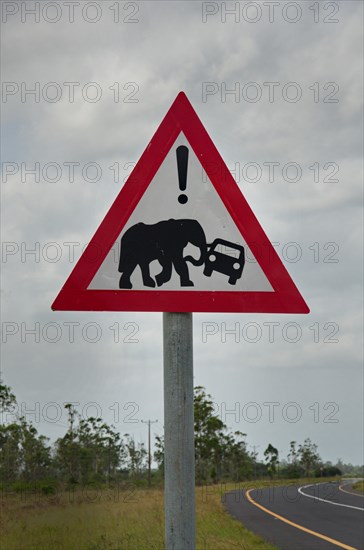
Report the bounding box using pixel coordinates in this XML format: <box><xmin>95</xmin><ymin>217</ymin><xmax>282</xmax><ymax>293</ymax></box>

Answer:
<box><xmin>141</xmin><ymin>419</ymin><xmax>158</xmax><ymax>488</ymax></box>
<box><xmin>163</xmin><ymin>312</ymin><xmax>195</xmax><ymax>550</ymax></box>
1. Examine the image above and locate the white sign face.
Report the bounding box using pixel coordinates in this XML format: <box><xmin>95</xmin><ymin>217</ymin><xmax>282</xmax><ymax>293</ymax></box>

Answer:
<box><xmin>88</xmin><ymin>133</ymin><xmax>273</xmax><ymax>293</ymax></box>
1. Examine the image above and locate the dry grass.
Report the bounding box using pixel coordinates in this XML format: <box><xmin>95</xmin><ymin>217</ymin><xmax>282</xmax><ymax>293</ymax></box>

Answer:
<box><xmin>352</xmin><ymin>480</ymin><xmax>364</xmax><ymax>493</ymax></box>
<box><xmin>0</xmin><ymin>483</ymin><xmax>277</xmax><ymax>550</ymax></box>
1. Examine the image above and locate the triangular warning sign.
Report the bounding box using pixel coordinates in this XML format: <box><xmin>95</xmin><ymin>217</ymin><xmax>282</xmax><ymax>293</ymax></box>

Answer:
<box><xmin>52</xmin><ymin>92</ymin><xmax>309</xmax><ymax>313</ymax></box>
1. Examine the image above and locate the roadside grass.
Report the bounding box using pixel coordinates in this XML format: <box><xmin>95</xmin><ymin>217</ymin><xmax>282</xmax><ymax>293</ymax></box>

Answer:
<box><xmin>352</xmin><ymin>480</ymin><xmax>364</xmax><ymax>493</ymax></box>
<box><xmin>0</xmin><ymin>482</ymin><xmax>276</xmax><ymax>550</ymax></box>
<box><xmin>0</xmin><ymin>478</ymin><xmax>338</xmax><ymax>550</ymax></box>
<box><xmin>2</xmin><ymin>486</ymin><xmax>161</xmax><ymax>550</ymax></box>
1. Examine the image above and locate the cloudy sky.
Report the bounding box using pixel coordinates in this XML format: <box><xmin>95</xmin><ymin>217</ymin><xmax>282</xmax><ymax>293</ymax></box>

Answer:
<box><xmin>1</xmin><ymin>0</ymin><xmax>363</xmax><ymax>466</ymax></box>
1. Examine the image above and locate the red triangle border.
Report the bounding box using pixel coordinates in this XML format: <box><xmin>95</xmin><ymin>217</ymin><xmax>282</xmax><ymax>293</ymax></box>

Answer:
<box><xmin>52</xmin><ymin>92</ymin><xmax>309</xmax><ymax>314</ymax></box>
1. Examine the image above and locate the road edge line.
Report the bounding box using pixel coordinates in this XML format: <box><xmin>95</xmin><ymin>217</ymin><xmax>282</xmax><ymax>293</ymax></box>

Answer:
<box><xmin>339</xmin><ymin>484</ymin><xmax>364</xmax><ymax>498</ymax></box>
<box><xmin>246</xmin><ymin>488</ymin><xmax>358</xmax><ymax>550</ymax></box>
<box><xmin>298</xmin><ymin>484</ymin><xmax>364</xmax><ymax>511</ymax></box>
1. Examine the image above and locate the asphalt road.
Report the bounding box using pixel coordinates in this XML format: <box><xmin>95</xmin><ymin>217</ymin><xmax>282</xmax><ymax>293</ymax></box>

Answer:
<box><xmin>223</xmin><ymin>481</ymin><xmax>364</xmax><ymax>550</ymax></box>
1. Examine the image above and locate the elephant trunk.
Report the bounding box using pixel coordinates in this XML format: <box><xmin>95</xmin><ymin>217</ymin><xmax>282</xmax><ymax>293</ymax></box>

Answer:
<box><xmin>185</xmin><ymin>252</ymin><xmax>205</xmax><ymax>266</ymax></box>
<box><xmin>184</xmin><ymin>230</ymin><xmax>207</xmax><ymax>266</ymax></box>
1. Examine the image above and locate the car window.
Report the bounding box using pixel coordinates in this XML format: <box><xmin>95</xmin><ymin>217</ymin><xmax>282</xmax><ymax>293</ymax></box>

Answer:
<box><xmin>213</xmin><ymin>243</ymin><xmax>241</xmax><ymax>258</ymax></box>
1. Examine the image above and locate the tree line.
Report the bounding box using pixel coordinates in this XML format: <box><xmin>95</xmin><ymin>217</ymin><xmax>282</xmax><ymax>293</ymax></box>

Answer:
<box><xmin>154</xmin><ymin>387</ymin><xmax>343</xmax><ymax>482</ymax></box>
<box><xmin>1</xmin><ymin>380</ymin><xmax>358</xmax><ymax>492</ymax></box>
<box><xmin>0</xmin><ymin>380</ymin><xmax>147</xmax><ymax>491</ymax></box>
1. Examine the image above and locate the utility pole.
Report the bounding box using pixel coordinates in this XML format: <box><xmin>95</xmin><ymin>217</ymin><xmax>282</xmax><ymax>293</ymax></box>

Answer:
<box><xmin>141</xmin><ymin>419</ymin><xmax>158</xmax><ymax>488</ymax></box>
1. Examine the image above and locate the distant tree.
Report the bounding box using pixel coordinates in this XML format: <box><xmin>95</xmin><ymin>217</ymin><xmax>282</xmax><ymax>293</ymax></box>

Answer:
<box><xmin>55</xmin><ymin>404</ymin><xmax>81</xmax><ymax>483</ymax></box>
<box><xmin>0</xmin><ymin>380</ymin><xmax>16</xmax><ymax>420</ymax></box>
<box><xmin>298</xmin><ymin>438</ymin><xmax>320</xmax><ymax>477</ymax></box>
<box><xmin>55</xmin><ymin>404</ymin><xmax>125</xmax><ymax>484</ymax></box>
<box><xmin>283</xmin><ymin>441</ymin><xmax>304</xmax><ymax>478</ymax></box>
<box><xmin>0</xmin><ymin>422</ymin><xmax>22</xmax><ymax>483</ymax></box>
<box><xmin>18</xmin><ymin>418</ymin><xmax>51</xmax><ymax>482</ymax></box>
<box><xmin>0</xmin><ymin>382</ymin><xmax>51</xmax><ymax>485</ymax></box>
<box><xmin>334</xmin><ymin>461</ymin><xmax>363</xmax><ymax>477</ymax></box>
<box><xmin>223</xmin><ymin>431</ymin><xmax>252</xmax><ymax>481</ymax></box>
<box><xmin>194</xmin><ymin>386</ymin><xmax>225</xmax><ymax>483</ymax></box>
<box><xmin>154</xmin><ymin>434</ymin><xmax>165</xmax><ymax>474</ymax></box>
<box><xmin>315</xmin><ymin>463</ymin><xmax>342</xmax><ymax>477</ymax></box>
<box><xmin>264</xmin><ymin>444</ymin><xmax>279</xmax><ymax>478</ymax></box>
<box><xmin>0</xmin><ymin>417</ymin><xmax>51</xmax><ymax>484</ymax></box>
<box><xmin>154</xmin><ymin>387</ymin><xmax>253</xmax><ymax>483</ymax></box>
<box><xmin>0</xmin><ymin>381</ymin><xmax>19</xmax><ymax>482</ymax></box>
<box><xmin>124</xmin><ymin>435</ymin><xmax>147</xmax><ymax>477</ymax></box>
<box><xmin>78</xmin><ymin>417</ymin><xmax>124</xmax><ymax>482</ymax></box>
<box><xmin>288</xmin><ymin>441</ymin><xmax>298</xmax><ymax>464</ymax></box>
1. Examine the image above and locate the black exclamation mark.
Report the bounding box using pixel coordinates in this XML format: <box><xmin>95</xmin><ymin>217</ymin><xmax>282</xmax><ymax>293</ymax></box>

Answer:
<box><xmin>176</xmin><ymin>145</ymin><xmax>189</xmax><ymax>204</ymax></box>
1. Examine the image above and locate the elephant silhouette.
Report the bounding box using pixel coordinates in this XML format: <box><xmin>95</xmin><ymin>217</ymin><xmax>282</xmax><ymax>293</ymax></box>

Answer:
<box><xmin>118</xmin><ymin>219</ymin><xmax>207</xmax><ymax>289</ymax></box>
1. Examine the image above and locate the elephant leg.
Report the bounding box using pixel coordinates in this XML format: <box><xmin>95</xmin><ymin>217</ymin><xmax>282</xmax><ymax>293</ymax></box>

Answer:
<box><xmin>140</xmin><ymin>261</ymin><xmax>156</xmax><ymax>288</ymax></box>
<box><xmin>173</xmin><ymin>257</ymin><xmax>194</xmax><ymax>287</ymax></box>
<box><xmin>156</xmin><ymin>259</ymin><xmax>172</xmax><ymax>287</ymax></box>
<box><xmin>119</xmin><ymin>260</ymin><xmax>137</xmax><ymax>289</ymax></box>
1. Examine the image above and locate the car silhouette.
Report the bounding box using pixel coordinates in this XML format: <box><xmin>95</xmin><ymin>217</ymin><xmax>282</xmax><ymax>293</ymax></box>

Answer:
<box><xmin>203</xmin><ymin>239</ymin><xmax>245</xmax><ymax>285</ymax></box>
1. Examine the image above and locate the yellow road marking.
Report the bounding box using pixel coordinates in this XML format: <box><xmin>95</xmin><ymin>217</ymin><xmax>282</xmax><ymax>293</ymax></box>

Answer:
<box><xmin>339</xmin><ymin>484</ymin><xmax>364</xmax><ymax>498</ymax></box>
<box><xmin>246</xmin><ymin>488</ymin><xmax>358</xmax><ymax>550</ymax></box>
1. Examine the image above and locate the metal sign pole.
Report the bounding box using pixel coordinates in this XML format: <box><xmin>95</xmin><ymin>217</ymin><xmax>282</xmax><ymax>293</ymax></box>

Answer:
<box><xmin>163</xmin><ymin>312</ymin><xmax>196</xmax><ymax>550</ymax></box>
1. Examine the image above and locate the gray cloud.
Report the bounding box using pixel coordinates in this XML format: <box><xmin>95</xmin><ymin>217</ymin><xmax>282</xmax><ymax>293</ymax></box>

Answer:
<box><xmin>1</xmin><ymin>1</ymin><xmax>363</xmax><ymax>465</ymax></box>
